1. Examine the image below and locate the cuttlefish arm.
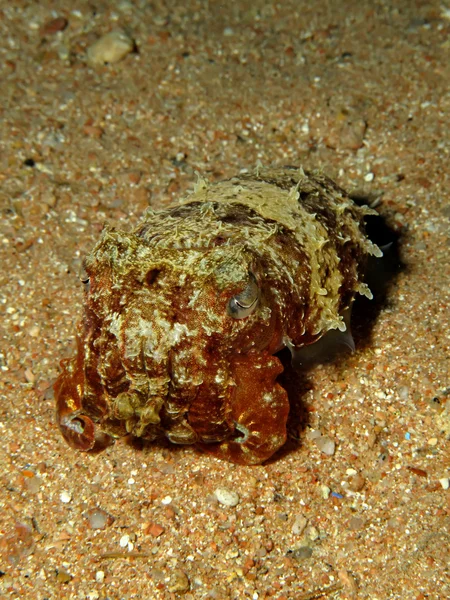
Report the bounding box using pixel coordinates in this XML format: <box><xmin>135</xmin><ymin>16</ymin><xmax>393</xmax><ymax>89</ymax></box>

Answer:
<box><xmin>199</xmin><ymin>352</ymin><xmax>289</xmax><ymax>465</ymax></box>
<box><xmin>55</xmin><ymin>338</ymin><xmax>113</xmax><ymax>452</ymax></box>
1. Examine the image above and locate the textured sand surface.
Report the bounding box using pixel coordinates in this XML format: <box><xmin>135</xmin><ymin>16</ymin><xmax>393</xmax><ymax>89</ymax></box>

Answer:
<box><xmin>0</xmin><ymin>1</ymin><xmax>449</xmax><ymax>598</ymax></box>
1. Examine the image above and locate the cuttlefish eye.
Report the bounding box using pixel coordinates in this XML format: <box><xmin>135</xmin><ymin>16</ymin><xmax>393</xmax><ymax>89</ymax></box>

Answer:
<box><xmin>79</xmin><ymin>263</ymin><xmax>90</xmax><ymax>291</ymax></box>
<box><xmin>227</xmin><ymin>273</ymin><xmax>260</xmax><ymax>319</ymax></box>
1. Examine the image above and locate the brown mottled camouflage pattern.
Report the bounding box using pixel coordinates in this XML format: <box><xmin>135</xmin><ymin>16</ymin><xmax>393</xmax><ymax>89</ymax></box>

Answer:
<box><xmin>55</xmin><ymin>167</ymin><xmax>380</xmax><ymax>464</ymax></box>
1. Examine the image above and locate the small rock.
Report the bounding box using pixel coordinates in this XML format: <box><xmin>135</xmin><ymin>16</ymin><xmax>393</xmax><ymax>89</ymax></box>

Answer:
<box><xmin>314</xmin><ymin>435</ymin><xmax>336</xmax><ymax>456</ymax></box>
<box><xmin>117</xmin><ymin>169</ymin><xmax>142</xmax><ymax>186</ymax></box>
<box><xmin>40</xmin><ymin>17</ymin><xmax>68</xmax><ymax>37</ymax></box>
<box><xmin>145</xmin><ymin>522</ymin><xmax>165</xmax><ymax>537</ymax></box>
<box><xmin>326</xmin><ymin>112</ymin><xmax>367</xmax><ymax>150</ymax></box>
<box><xmin>439</xmin><ymin>477</ymin><xmax>449</xmax><ymax>490</ymax></box>
<box><xmin>339</xmin><ymin>117</ymin><xmax>367</xmax><ymax>149</ymax></box>
<box><xmin>214</xmin><ymin>487</ymin><xmax>240</xmax><ymax>507</ymax></box>
<box><xmin>349</xmin><ymin>473</ymin><xmax>365</xmax><ymax>491</ymax></box>
<box><xmin>24</xmin><ymin>474</ymin><xmax>42</xmax><ymax>493</ymax></box>
<box><xmin>291</xmin><ymin>514</ymin><xmax>308</xmax><ymax>535</ymax></box>
<box><xmin>56</xmin><ymin>569</ymin><xmax>72</xmax><ymax>583</ymax></box>
<box><xmin>60</xmin><ymin>491</ymin><xmax>72</xmax><ymax>504</ymax></box>
<box><xmin>28</xmin><ymin>325</ymin><xmax>40</xmax><ymax>337</ymax></box>
<box><xmin>167</xmin><ymin>569</ymin><xmax>190</xmax><ymax>593</ymax></box>
<box><xmin>320</xmin><ymin>484</ymin><xmax>331</xmax><ymax>499</ymax></box>
<box><xmin>95</xmin><ymin>571</ymin><xmax>105</xmax><ymax>583</ymax></box>
<box><xmin>225</xmin><ymin>548</ymin><xmax>240</xmax><ymax>559</ymax></box>
<box><xmin>290</xmin><ymin>546</ymin><xmax>313</xmax><ymax>561</ymax></box>
<box><xmin>87</xmin><ymin>31</ymin><xmax>135</xmax><ymax>65</ymax></box>
<box><xmin>306</xmin><ymin>428</ymin><xmax>322</xmax><ymax>440</ymax></box>
<box><xmin>305</xmin><ymin>525</ymin><xmax>319</xmax><ymax>541</ymax></box>
<box><xmin>24</xmin><ymin>368</ymin><xmax>36</xmax><ymax>384</ymax></box>
<box><xmin>85</xmin><ymin>508</ymin><xmax>113</xmax><ymax>530</ymax></box>
<box><xmin>348</xmin><ymin>516</ymin><xmax>365</xmax><ymax>530</ymax></box>
<box><xmin>83</xmin><ymin>125</ymin><xmax>104</xmax><ymax>139</ymax></box>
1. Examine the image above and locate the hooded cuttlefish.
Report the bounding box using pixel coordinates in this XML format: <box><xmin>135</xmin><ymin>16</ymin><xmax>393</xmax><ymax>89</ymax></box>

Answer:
<box><xmin>55</xmin><ymin>166</ymin><xmax>382</xmax><ymax>464</ymax></box>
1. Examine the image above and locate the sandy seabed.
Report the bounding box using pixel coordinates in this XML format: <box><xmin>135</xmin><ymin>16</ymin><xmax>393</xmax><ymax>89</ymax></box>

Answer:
<box><xmin>0</xmin><ymin>1</ymin><xmax>449</xmax><ymax>599</ymax></box>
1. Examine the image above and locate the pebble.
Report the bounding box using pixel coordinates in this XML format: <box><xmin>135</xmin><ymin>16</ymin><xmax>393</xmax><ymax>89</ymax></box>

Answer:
<box><xmin>225</xmin><ymin>548</ymin><xmax>240</xmax><ymax>559</ymax></box>
<box><xmin>24</xmin><ymin>368</ymin><xmax>36</xmax><ymax>384</ymax></box>
<box><xmin>349</xmin><ymin>474</ymin><xmax>366</xmax><ymax>492</ymax></box>
<box><xmin>314</xmin><ymin>435</ymin><xmax>336</xmax><ymax>456</ymax></box>
<box><xmin>305</xmin><ymin>525</ymin><xmax>319</xmax><ymax>541</ymax></box>
<box><xmin>349</xmin><ymin>516</ymin><xmax>365</xmax><ymax>530</ymax></box>
<box><xmin>167</xmin><ymin>569</ymin><xmax>190</xmax><ymax>593</ymax></box>
<box><xmin>339</xmin><ymin>117</ymin><xmax>367</xmax><ymax>149</ymax></box>
<box><xmin>87</xmin><ymin>31</ymin><xmax>135</xmax><ymax>66</ymax></box>
<box><xmin>145</xmin><ymin>522</ymin><xmax>165</xmax><ymax>537</ymax></box>
<box><xmin>56</xmin><ymin>569</ymin><xmax>72</xmax><ymax>583</ymax></box>
<box><xmin>439</xmin><ymin>477</ymin><xmax>449</xmax><ymax>490</ymax></box>
<box><xmin>40</xmin><ymin>17</ymin><xmax>68</xmax><ymax>37</ymax></box>
<box><xmin>214</xmin><ymin>487</ymin><xmax>240</xmax><ymax>507</ymax></box>
<box><xmin>95</xmin><ymin>571</ymin><xmax>105</xmax><ymax>583</ymax></box>
<box><xmin>290</xmin><ymin>546</ymin><xmax>313</xmax><ymax>561</ymax></box>
<box><xmin>24</xmin><ymin>474</ymin><xmax>42</xmax><ymax>493</ymax></box>
<box><xmin>326</xmin><ymin>113</ymin><xmax>367</xmax><ymax>149</ymax></box>
<box><xmin>28</xmin><ymin>325</ymin><xmax>40</xmax><ymax>337</ymax></box>
<box><xmin>86</xmin><ymin>508</ymin><xmax>112</xmax><ymax>530</ymax></box>
<box><xmin>291</xmin><ymin>514</ymin><xmax>308</xmax><ymax>535</ymax></box>
<box><xmin>320</xmin><ymin>485</ymin><xmax>331</xmax><ymax>499</ymax></box>
<box><xmin>60</xmin><ymin>491</ymin><xmax>72</xmax><ymax>504</ymax></box>
<box><xmin>306</xmin><ymin>428</ymin><xmax>322</xmax><ymax>440</ymax></box>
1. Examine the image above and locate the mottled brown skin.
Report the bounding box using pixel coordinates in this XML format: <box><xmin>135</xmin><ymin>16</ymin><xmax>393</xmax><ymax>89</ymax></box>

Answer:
<box><xmin>55</xmin><ymin>167</ymin><xmax>381</xmax><ymax>464</ymax></box>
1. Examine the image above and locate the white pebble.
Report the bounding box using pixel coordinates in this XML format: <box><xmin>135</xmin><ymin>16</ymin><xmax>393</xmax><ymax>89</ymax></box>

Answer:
<box><xmin>306</xmin><ymin>429</ymin><xmax>322</xmax><ymax>440</ymax></box>
<box><xmin>291</xmin><ymin>514</ymin><xmax>308</xmax><ymax>535</ymax></box>
<box><xmin>60</xmin><ymin>491</ymin><xmax>72</xmax><ymax>503</ymax></box>
<box><xmin>87</xmin><ymin>31</ymin><xmax>135</xmax><ymax>65</ymax></box>
<box><xmin>95</xmin><ymin>570</ymin><xmax>105</xmax><ymax>583</ymax></box>
<box><xmin>314</xmin><ymin>435</ymin><xmax>336</xmax><ymax>456</ymax></box>
<box><xmin>364</xmin><ymin>172</ymin><xmax>374</xmax><ymax>182</ymax></box>
<box><xmin>439</xmin><ymin>477</ymin><xmax>449</xmax><ymax>490</ymax></box>
<box><xmin>320</xmin><ymin>485</ymin><xmax>331</xmax><ymax>499</ymax></box>
<box><xmin>119</xmin><ymin>534</ymin><xmax>130</xmax><ymax>548</ymax></box>
<box><xmin>306</xmin><ymin>525</ymin><xmax>320</xmax><ymax>541</ymax></box>
<box><xmin>214</xmin><ymin>487</ymin><xmax>240</xmax><ymax>507</ymax></box>
<box><xmin>161</xmin><ymin>495</ymin><xmax>172</xmax><ymax>505</ymax></box>
<box><xmin>87</xmin><ymin>508</ymin><xmax>109</xmax><ymax>530</ymax></box>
